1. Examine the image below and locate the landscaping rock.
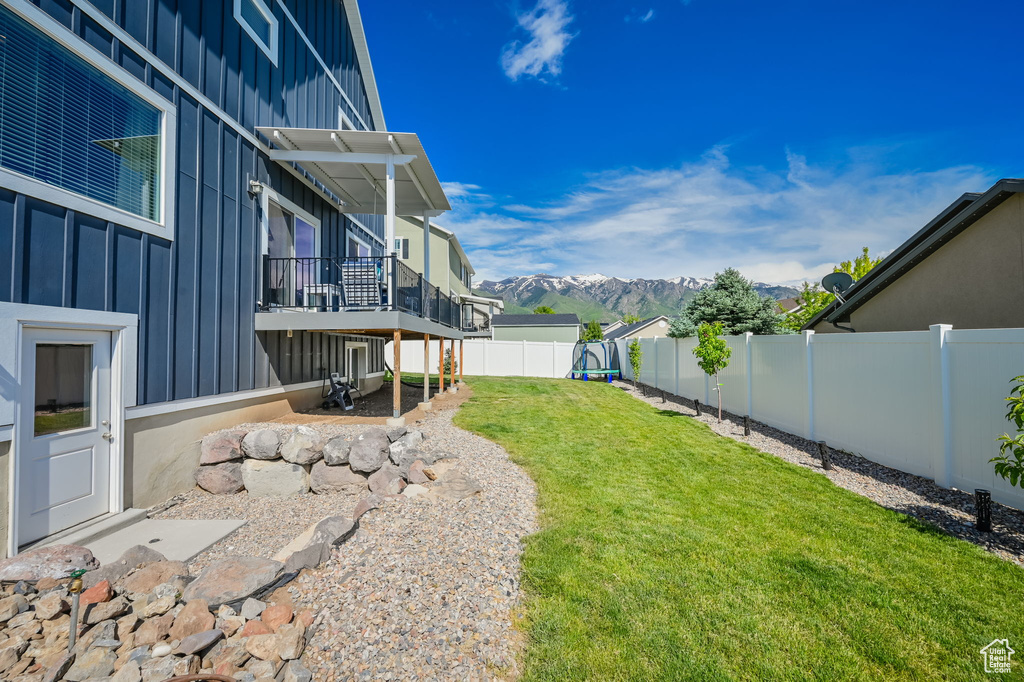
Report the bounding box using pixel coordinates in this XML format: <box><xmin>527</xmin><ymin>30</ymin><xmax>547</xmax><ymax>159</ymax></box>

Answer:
<box><xmin>140</xmin><ymin>655</ymin><xmax>177</xmax><ymax>682</ymax></box>
<box><xmin>111</xmin><ymin>659</ymin><xmax>142</xmax><ymax>682</ymax></box>
<box><xmin>282</xmin><ymin>660</ymin><xmax>314</xmax><ymax>682</ymax></box>
<box><xmin>283</xmin><ymin>543</ymin><xmax>329</xmax><ymax>573</ymax></box>
<box><xmin>34</xmin><ymin>592</ymin><xmax>67</xmax><ymax>620</ymax></box>
<box><xmin>82</xmin><ymin>545</ymin><xmax>166</xmax><ymax>590</ymax></box>
<box><xmin>0</xmin><ymin>594</ymin><xmax>27</xmax><ymax>622</ymax></box>
<box><xmin>276</xmin><ymin>623</ymin><xmax>304</xmax><ymax>660</ymax></box>
<box><xmin>200</xmin><ymin>430</ymin><xmax>247</xmax><ymax>465</ymax></box>
<box><xmin>64</xmin><ymin>646</ymin><xmax>116</xmax><ymax>681</ymax></box>
<box><xmin>195</xmin><ymin>462</ymin><xmax>245</xmax><ymax>495</ymax></box>
<box><xmin>390</xmin><ymin>448</ymin><xmax>424</xmax><ymax>478</ymax></box>
<box><xmin>348</xmin><ymin>428</ymin><xmax>390</xmax><ymax>473</ymax></box>
<box><xmin>80</xmin><ymin>580</ymin><xmax>113</xmax><ymax>607</ymax></box>
<box><xmin>176</xmin><ymin>628</ymin><xmax>223</xmax><ymax>655</ymax></box>
<box><xmin>309</xmin><ymin>461</ymin><xmax>367</xmax><ymax>495</ymax></box>
<box><xmin>322</xmin><ymin>437</ymin><xmax>351</xmax><ymax>466</ymax></box>
<box><xmin>407</xmin><ymin>460</ymin><xmax>430</xmax><ymax>484</ymax></box>
<box><xmin>240</xmin><ymin>598</ymin><xmax>266</xmax><ymax>621</ymax></box>
<box><xmin>241</xmin><ymin>430</ymin><xmax>281</xmax><ymax>460</ymax></box>
<box><xmin>385</xmin><ymin>426</ymin><xmax>408</xmax><ymax>442</ymax></box>
<box><xmin>401</xmin><ymin>484</ymin><xmax>430</xmax><ymax>499</ymax></box>
<box><xmin>42</xmin><ymin>652</ymin><xmax>75</xmax><ymax>682</ymax></box>
<box><xmin>280</xmin><ymin>426</ymin><xmax>324</xmax><ymax>466</ymax></box>
<box><xmin>261</xmin><ymin>604</ymin><xmax>292</xmax><ymax>632</ymax></box>
<box><xmin>141</xmin><ymin>594</ymin><xmax>176</xmax><ymax>617</ymax></box>
<box><xmin>0</xmin><ymin>545</ymin><xmax>98</xmax><ymax>581</ymax></box>
<box><xmin>368</xmin><ymin>463</ymin><xmax>406</xmax><ymax>495</ymax></box>
<box><xmin>133</xmin><ymin>613</ymin><xmax>174</xmax><ymax>647</ymax></box>
<box><xmin>169</xmin><ymin>599</ymin><xmax>215</xmax><ymax>640</ymax></box>
<box><xmin>245</xmin><ymin>633</ymin><xmax>281</xmax><ymax>661</ymax></box>
<box><xmin>182</xmin><ymin>557</ymin><xmax>283</xmax><ymax>609</ymax></box>
<box><xmin>352</xmin><ymin>493</ymin><xmax>383</xmax><ymax>520</ymax></box>
<box><xmin>432</xmin><ymin>471</ymin><xmax>483</xmax><ymax>500</ymax></box>
<box><xmin>308</xmin><ymin>516</ymin><xmax>356</xmax><ymax>547</ymax></box>
<box><xmin>242</xmin><ymin>619</ymin><xmax>273</xmax><ymax>637</ymax></box>
<box><xmin>117</xmin><ymin>561</ymin><xmax>189</xmax><ymax>599</ymax></box>
<box><xmin>241</xmin><ymin>460</ymin><xmax>309</xmax><ymax>497</ymax></box>
<box><xmin>84</xmin><ymin>596</ymin><xmax>129</xmax><ymax>625</ymax></box>
<box><xmin>75</xmin><ymin>620</ymin><xmax>117</xmax><ymax>653</ymax></box>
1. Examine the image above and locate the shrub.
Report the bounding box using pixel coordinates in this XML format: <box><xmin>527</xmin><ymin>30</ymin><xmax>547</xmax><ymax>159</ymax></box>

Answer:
<box><xmin>693</xmin><ymin>321</ymin><xmax>732</xmax><ymax>421</ymax></box>
<box><xmin>443</xmin><ymin>348</ymin><xmax>458</xmax><ymax>378</ymax></box>
<box><xmin>992</xmin><ymin>375</ymin><xmax>1024</xmax><ymax>488</ymax></box>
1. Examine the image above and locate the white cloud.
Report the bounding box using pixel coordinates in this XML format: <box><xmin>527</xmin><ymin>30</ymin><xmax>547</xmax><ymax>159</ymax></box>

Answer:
<box><xmin>501</xmin><ymin>0</ymin><xmax>576</xmax><ymax>82</ymax></box>
<box><xmin>441</xmin><ymin>146</ymin><xmax>993</xmax><ymax>284</ymax></box>
<box><xmin>626</xmin><ymin>8</ymin><xmax>656</xmax><ymax>23</ymax></box>
<box><xmin>641</xmin><ymin>9</ymin><xmax>655</xmax><ymax>22</ymax></box>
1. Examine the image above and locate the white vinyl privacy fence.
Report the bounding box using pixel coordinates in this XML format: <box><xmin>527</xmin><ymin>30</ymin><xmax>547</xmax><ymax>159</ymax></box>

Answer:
<box><xmin>386</xmin><ymin>340</ymin><xmax>577</xmax><ymax>379</ymax></box>
<box><xmin>611</xmin><ymin>326</ymin><xmax>1024</xmax><ymax>511</ymax></box>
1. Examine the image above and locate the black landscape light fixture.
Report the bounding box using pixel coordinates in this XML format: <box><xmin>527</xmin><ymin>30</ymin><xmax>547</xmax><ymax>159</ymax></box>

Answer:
<box><xmin>975</xmin><ymin>489</ymin><xmax>992</xmax><ymax>532</ymax></box>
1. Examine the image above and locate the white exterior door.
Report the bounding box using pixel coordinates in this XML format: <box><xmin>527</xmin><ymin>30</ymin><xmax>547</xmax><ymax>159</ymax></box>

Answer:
<box><xmin>348</xmin><ymin>346</ymin><xmax>361</xmax><ymax>389</ymax></box>
<box><xmin>18</xmin><ymin>328</ymin><xmax>113</xmax><ymax>545</ymax></box>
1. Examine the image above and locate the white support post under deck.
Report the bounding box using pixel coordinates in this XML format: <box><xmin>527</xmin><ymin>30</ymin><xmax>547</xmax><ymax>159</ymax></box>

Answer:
<box><xmin>385</xmin><ymin>154</ymin><xmax>396</xmax><ymax>255</ymax></box>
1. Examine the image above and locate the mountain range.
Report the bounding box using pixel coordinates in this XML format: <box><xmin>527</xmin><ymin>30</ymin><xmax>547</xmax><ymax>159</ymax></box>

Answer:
<box><xmin>474</xmin><ymin>274</ymin><xmax>800</xmax><ymax>323</ymax></box>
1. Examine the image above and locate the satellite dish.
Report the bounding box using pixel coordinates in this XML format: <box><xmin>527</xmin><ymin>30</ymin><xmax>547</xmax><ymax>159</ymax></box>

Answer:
<box><xmin>821</xmin><ymin>272</ymin><xmax>854</xmax><ymax>301</ymax></box>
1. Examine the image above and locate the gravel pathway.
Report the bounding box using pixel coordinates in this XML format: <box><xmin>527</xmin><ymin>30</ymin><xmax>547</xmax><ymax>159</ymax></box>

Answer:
<box><xmin>616</xmin><ymin>380</ymin><xmax>1024</xmax><ymax>567</ymax></box>
<box><xmin>293</xmin><ymin>407</ymin><xmax>537</xmax><ymax>681</ymax></box>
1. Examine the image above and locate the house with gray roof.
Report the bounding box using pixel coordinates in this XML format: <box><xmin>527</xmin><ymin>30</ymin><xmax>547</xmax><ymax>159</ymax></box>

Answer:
<box><xmin>491</xmin><ymin>314</ymin><xmax>581</xmax><ymax>343</ymax></box>
<box><xmin>605</xmin><ymin>316</ymin><xmax>670</xmax><ymax>341</ymax></box>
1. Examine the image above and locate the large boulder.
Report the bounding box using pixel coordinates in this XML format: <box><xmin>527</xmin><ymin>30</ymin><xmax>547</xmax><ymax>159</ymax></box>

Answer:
<box><xmin>407</xmin><ymin>460</ymin><xmax>430</xmax><ymax>485</ymax></box>
<box><xmin>322</xmin><ymin>437</ymin><xmax>351</xmax><ymax>466</ymax></box>
<box><xmin>389</xmin><ymin>448</ymin><xmax>424</xmax><ymax>479</ymax></box>
<box><xmin>388</xmin><ymin>431</ymin><xmax>424</xmax><ymax>465</ymax></box>
<box><xmin>200</xmin><ymin>430</ymin><xmax>247</xmax><ymax>465</ymax></box>
<box><xmin>307</xmin><ymin>516</ymin><xmax>356</xmax><ymax>547</ymax></box>
<box><xmin>182</xmin><ymin>557</ymin><xmax>283</xmax><ymax>609</ymax></box>
<box><xmin>82</xmin><ymin>545</ymin><xmax>166</xmax><ymax>590</ymax></box>
<box><xmin>280</xmin><ymin>426</ymin><xmax>324</xmax><ymax>466</ymax></box>
<box><xmin>0</xmin><ymin>545</ymin><xmax>98</xmax><ymax>581</ymax></box>
<box><xmin>348</xmin><ymin>428</ymin><xmax>391</xmax><ymax>473</ymax></box>
<box><xmin>241</xmin><ymin>429</ymin><xmax>281</xmax><ymax>460</ymax></box>
<box><xmin>367</xmin><ymin>463</ymin><xmax>406</xmax><ymax>496</ymax></box>
<box><xmin>241</xmin><ymin>460</ymin><xmax>309</xmax><ymax>497</ymax></box>
<box><xmin>195</xmin><ymin>462</ymin><xmax>244</xmax><ymax>495</ymax></box>
<box><xmin>309</xmin><ymin>461</ymin><xmax>367</xmax><ymax>495</ymax></box>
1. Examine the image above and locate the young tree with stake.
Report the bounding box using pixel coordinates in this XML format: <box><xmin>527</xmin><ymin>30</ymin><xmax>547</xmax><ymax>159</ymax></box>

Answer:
<box><xmin>627</xmin><ymin>338</ymin><xmax>644</xmax><ymax>392</ymax></box>
<box><xmin>693</xmin><ymin>322</ymin><xmax>732</xmax><ymax>421</ymax></box>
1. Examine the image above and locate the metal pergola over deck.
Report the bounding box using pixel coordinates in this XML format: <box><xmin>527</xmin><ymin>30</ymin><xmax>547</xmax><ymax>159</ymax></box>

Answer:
<box><xmin>255</xmin><ymin>127</ymin><xmax>457</xmax><ymax>422</ymax></box>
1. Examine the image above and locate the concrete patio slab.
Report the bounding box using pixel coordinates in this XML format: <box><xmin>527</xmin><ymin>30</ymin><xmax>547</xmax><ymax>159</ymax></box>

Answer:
<box><xmin>81</xmin><ymin>519</ymin><xmax>246</xmax><ymax>565</ymax></box>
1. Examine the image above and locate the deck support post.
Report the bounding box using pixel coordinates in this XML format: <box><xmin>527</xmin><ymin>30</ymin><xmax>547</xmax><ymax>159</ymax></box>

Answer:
<box><xmin>388</xmin><ymin>329</ymin><xmax>405</xmax><ymax>427</ymax></box>
<box><xmin>449</xmin><ymin>338</ymin><xmax>456</xmax><ymax>391</ymax></box>
<box><xmin>459</xmin><ymin>339</ymin><xmax>464</xmax><ymax>384</ymax></box>
<box><xmin>438</xmin><ymin>336</ymin><xmax>445</xmax><ymax>395</ymax></box>
<box><xmin>419</xmin><ymin>334</ymin><xmax>432</xmax><ymax>411</ymax></box>
<box><xmin>385</xmin><ymin>154</ymin><xmax>396</xmax><ymax>255</ymax></box>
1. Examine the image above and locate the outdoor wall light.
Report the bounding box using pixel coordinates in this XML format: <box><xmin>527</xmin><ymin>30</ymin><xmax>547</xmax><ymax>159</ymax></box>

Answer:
<box><xmin>975</xmin><ymin>489</ymin><xmax>992</xmax><ymax>532</ymax></box>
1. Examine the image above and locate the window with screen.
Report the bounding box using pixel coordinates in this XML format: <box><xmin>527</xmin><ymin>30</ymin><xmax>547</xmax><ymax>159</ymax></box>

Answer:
<box><xmin>0</xmin><ymin>5</ymin><xmax>165</xmax><ymax>223</ymax></box>
<box><xmin>235</xmin><ymin>0</ymin><xmax>278</xmax><ymax>64</ymax></box>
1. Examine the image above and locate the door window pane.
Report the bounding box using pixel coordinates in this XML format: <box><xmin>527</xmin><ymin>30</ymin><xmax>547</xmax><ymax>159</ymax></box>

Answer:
<box><xmin>34</xmin><ymin>344</ymin><xmax>92</xmax><ymax>436</ymax></box>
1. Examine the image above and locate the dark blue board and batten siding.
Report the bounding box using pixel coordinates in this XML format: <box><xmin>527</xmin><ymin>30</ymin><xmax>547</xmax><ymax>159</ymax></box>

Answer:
<box><xmin>0</xmin><ymin>0</ymin><xmax>385</xmax><ymax>406</ymax></box>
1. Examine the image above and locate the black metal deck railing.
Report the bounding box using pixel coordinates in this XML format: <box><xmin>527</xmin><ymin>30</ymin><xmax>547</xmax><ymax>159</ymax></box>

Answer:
<box><xmin>260</xmin><ymin>255</ymin><xmax>466</xmax><ymax>331</ymax></box>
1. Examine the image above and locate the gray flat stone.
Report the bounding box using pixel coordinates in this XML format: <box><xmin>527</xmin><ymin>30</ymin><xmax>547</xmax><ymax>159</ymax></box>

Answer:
<box><xmin>182</xmin><ymin>556</ymin><xmax>283</xmax><ymax>609</ymax></box>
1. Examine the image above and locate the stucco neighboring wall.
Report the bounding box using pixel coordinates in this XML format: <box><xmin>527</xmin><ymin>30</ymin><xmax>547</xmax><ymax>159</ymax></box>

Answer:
<box><xmin>493</xmin><ymin>326</ymin><xmax>581</xmax><ymax>343</ymax></box>
<box><xmin>814</xmin><ymin>194</ymin><xmax>1024</xmax><ymax>333</ymax></box>
<box><xmin>618</xmin><ymin>320</ymin><xmax>670</xmax><ymax>339</ymax></box>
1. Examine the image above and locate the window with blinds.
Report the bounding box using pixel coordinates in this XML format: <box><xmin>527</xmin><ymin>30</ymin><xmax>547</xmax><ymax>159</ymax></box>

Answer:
<box><xmin>0</xmin><ymin>5</ymin><xmax>164</xmax><ymax>223</ymax></box>
<box><xmin>235</xmin><ymin>0</ymin><xmax>278</xmax><ymax>64</ymax></box>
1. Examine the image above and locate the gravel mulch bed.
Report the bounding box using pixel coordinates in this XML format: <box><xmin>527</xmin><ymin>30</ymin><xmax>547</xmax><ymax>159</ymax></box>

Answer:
<box><xmin>153</xmin><ymin>401</ymin><xmax>538</xmax><ymax>681</ymax></box>
<box><xmin>615</xmin><ymin>380</ymin><xmax>1024</xmax><ymax>567</ymax></box>
<box><xmin>292</xmin><ymin>407</ymin><xmax>538</xmax><ymax>681</ymax></box>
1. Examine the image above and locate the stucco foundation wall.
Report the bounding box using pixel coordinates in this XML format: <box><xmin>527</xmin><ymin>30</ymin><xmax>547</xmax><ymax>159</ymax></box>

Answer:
<box><xmin>0</xmin><ymin>441</ymin><xmax>8</xmax><ymax>559</ymax></box>
<box><xmin>123</xmin><ymin>386</ymin><xmax>325</xmax><ymax>509</ymax></box>
<box><xmin>815</xmin><ymin>194</ymin><xmax>1024</xmax><ymax>333</ymax></box>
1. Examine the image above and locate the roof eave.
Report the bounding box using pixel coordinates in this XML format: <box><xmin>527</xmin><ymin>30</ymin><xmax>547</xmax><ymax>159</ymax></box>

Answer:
<box><xmin>343</xmin><ymin>0</ymin><xmax>386</xmax><ymax>132</ymax></box>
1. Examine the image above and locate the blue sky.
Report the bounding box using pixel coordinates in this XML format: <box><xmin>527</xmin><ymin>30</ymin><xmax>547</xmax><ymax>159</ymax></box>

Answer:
<box><xmin>360</xmin><ymin>0</ymin><xmax>1024</xmax><ymax>284</ymax></box>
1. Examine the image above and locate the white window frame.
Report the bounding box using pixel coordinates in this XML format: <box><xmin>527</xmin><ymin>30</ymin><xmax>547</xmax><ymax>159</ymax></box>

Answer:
<box><xmin>259</xmin><ymin>186</ymin><xmax>322</xmax><ymax>259</ymax></box>
<box><xmin>395</xmin><ymin>237</ymin><xmax>410</xmax><ymax>260</ymax></box>
<box><xmin>347</xmin><ymin>233</ymin><xmax>372</xmax><ymax>259</ymax></box>
<box><xmin>234</xmin><ymin>0</ymin><xmax>279</xmax><ymax>66</ymax></box>
<box><xmin>338</xmin><ymin>107</ymin><xmax>355</xmax><ymax>131</ymax></box>
<box><xmin>1</xmin><ymin>1</ymin><xmax>177</xmax><ymax>241</ymax></box>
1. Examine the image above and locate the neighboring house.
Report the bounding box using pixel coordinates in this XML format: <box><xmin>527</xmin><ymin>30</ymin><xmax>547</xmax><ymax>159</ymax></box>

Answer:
<box><xmin>605</xmin><ymin>316</ymin><xmax>670</xmax><ymax>340</ymax></box>
<box><xmin>602</xmin><ymin>320</ymin><xmax>625</xmax><ymax>335</ymax></box>
<box><xmin>491</xmin><ymin>314</ymin><xmax>582</xmax><ymax>343</ymax></box>
<box><xmin>0</xmin><ymin>0</ymin><xmax>459</xmax><ymax>556</ymax></box>
<box><xmin>777</xmin><ymin>297</ymin><xmax>802</xmax><ymax>315</ymax></box>
<box><xmin>806</xmin><ymin>178</ymin><xmax>1024</xmax><ymax>333</ymax></box>
<box><xmin>394</xmin><ymin>216</ymin><xmax>503</xmax><ymax>336</ymax></box>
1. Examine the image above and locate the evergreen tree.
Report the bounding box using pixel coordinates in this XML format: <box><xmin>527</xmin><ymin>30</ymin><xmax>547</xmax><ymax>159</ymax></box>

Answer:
<box><xmin>684</xmin><ymin>268</ymin><xmax>788</xmax><ymax>335</ymax></box>
<box><xmin>581</xmin><ymin>320</ymin><xmax>604</xmax><ymax>342</ymax></box>
<box><xmin>667</xmin><ymin>312</ymin><xmax>698</xmax><ymax>338</ymax></box>
<box><xmin>533</xmin><ymin>305</ymin><xmax>556</xmax><ymax>314</ymax></box>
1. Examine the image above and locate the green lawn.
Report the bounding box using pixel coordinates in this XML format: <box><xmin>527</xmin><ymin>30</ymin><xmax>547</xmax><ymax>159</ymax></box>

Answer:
<box><xmin>454</xmin><ymin>377</ymin><xmax>1023</xmax><ymax>681</ymax></box>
